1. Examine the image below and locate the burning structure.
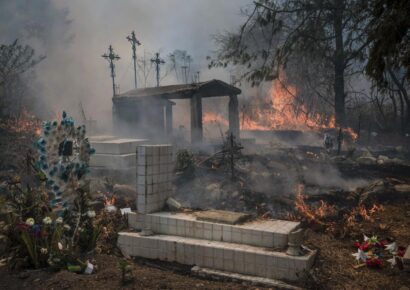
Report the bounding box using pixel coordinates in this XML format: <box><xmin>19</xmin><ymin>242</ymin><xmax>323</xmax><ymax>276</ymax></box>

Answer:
<box><xmin>112</xmin><ymin>79</ymin><xmax>241</xmax><ymax>143</ymax></box>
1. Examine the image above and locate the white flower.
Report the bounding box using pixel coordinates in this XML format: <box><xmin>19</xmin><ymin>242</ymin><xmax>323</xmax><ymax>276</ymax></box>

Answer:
<box><xmin>352</xmin><ymin>249</ymin><xmax>368</xmax><ymax>262</ymax></box>
<box><xmin>387</xmin><ymin>257</ymin><xmax>397</xmax><ymax>268</ymax></box>
<box><xmin>40</xmin><ymin>248</ymin><xmax>48</xmax><ymax>254</ymax></box>
<box><xmin>86</xmin><ymin>210</ymin><xmax>96</xmax><ymax>218</ymax></box>
<box><xmin>58</xmin><ymin>242</ymin><xmax>63</xmax><ymax>250</ymax></box>
<box><xmin>25</xmin><ymin>218</ymin><xmax>35</xmax><ymax>226</ymax></box>
<box><xmin>63</xmin><ymin>224</ymin><xmax>71</xmax><ymax>231</ymax></box>
<box><xmin>385</xmin><ymin>242</ymin><xmax>398</xmax><ymax>253</ymax></box>
<box><xmin>43</xmin><ymin>216</ymin><xmax>52</xmax><ymax>225</ymax></box>
<box><xmin>56</xmin><ymin>217</ymin><xmax>63</xmax><ymax>224</ymax></box>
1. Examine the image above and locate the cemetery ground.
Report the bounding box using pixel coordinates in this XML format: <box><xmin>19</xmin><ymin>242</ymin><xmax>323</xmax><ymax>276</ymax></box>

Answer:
<box><xmin>0</xmin><ymin>125</ymin><xmax>409</xmax><ymax>289</ymax></box>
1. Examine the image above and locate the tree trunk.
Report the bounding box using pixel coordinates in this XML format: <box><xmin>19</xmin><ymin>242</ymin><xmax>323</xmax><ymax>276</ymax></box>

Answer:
<box><xmin>333</xmin><ymin>0</ymin><xmax>346</xmax><ymax>126</ymax></box>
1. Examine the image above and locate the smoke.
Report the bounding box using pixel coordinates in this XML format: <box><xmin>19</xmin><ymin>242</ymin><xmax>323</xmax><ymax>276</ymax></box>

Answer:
<box><xmin>1</xmin><ymin>0</ymin><xmax>253</xmax><ymax>132</ymax></box>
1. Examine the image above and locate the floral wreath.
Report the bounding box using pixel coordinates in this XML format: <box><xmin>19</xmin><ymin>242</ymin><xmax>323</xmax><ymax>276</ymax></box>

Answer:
<box><xmin>36</xmin><ymin>111</ymin><xmax>95</xmax><ymax>211</ymax></box>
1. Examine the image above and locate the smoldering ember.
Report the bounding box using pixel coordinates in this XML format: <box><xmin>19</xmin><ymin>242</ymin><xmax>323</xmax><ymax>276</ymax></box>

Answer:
<box><xmin>0</xmin><ymin>1</ymin><xmax>409</xmax><ymax>290</ymax></box>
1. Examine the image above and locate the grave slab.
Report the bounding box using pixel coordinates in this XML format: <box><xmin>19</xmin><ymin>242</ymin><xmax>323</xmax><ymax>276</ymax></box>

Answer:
<box><xmin>195</xmin><ymin>210</ymin><xmax>251</xmax><ymax>225</ymax></box>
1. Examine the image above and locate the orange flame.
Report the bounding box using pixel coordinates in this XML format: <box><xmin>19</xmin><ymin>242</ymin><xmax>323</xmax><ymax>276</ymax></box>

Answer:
<box><xmin>203</xmin><ymin>112</ymin><xmax>229</xmax><ymax>126</ymax></box>
<box><xmin>293</xmin><ymin>184</ymin><xmax>336</xmax><ymax>224</ymax></box>
<box><xmin>202</xmin><ymin>72</ymin><xmax>358</xmax><ymax>141</ymax></box>
<box><xmin>104</xmin><ymin>195</ymin><xmax>116</xmax><ymax>207</ymax></box>
<box><xmin>240</xmin><ymin>75</ymin><xmax>335</xmax><ymax>131</ymax></box>
<box><xmin>0</xmin><ymin>109</ymin><xmax>41</xmax><ymax>136</ymax></box>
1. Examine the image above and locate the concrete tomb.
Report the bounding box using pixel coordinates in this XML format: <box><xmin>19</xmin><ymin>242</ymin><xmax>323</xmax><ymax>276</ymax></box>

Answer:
<box><xmin>117</xmin><ymin>144</ymin><xmax>317</xmax><ymax>282</ymax></box>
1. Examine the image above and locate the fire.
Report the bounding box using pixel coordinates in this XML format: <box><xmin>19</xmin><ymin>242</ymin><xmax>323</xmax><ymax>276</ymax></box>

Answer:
<box><xmin>203</xmin><ymin>112</ymin><xmax>229</xmax><ymax>126</ymax></box>
<box><xmin>240</xmin><ymin>75</ymin><xmax>335</xmax><ymax>131</ymax></box>
<box><xmin>104</xmin><ymin>195</ymin><xmax>116</xmax><ymax>207</ymax></box>
<box><xmin>293</xmin><ymin>184</ymin><xmax>336</xmax><ymax>225</ymax></box>
<box><xmin>0</xmin><ymin>109</ymin><xmax>41</xmax><ymax>136</ymax></box>
<box><xmin>201</xmin><ymin>72</ymin><xmax>358</xmax><ymax>140</ymax></box>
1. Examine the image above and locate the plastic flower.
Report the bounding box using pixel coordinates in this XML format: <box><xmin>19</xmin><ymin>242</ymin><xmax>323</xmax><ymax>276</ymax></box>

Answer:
<box><xmin>56</xmin><ymin>217</ymin><xmax>63</xmax><ymax>224</ymax></box>
<box><xmin>43</xmin><ymin>216</ymin><xmax>52</xmax><ymax>224</ymax></box>
<box><xmin>31</xmin><ymin>224</ymin><xmax>41</xmax><ymax>237</ymax></box>
<box><xmin>352</xmin><ymin>249</ymin><xmax>368</xmax><ymax>262</ymax></box>
<box><xmin>366</xmin><ymin>257</ymin><xmax>382</xmax><ymax>268</ymax></box>
<box><xmin>25</xmin><ymin>218</ymin><xmax>35</xmax><ymax>226</ymax></box>
<box><xmin>87</xmin><ymin>210</ymin><xmax>96</xmax><ymax>218</ymax></box>
<box><xmin>385</xmin><ymin>242</ymin><xmax>398</xmax><ymax>253</ymax></box>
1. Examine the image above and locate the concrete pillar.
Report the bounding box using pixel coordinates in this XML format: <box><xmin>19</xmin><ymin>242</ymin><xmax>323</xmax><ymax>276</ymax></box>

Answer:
<box><xmin>228</xmin><ymin>94</ymin><xmax>240</xmax><ymax>139</ymax></box>
<box><xmin>165</xmin><ymin>103</ymin><xmax>173</xmax><ymax>138</ymax></box>
<box><xmin>136</xmin><ymin>145</ymin><xmax>174</xmax><ymax>214</ymax></box>
<box><xmin>190</xmin><ymin>94</ymin><xmax>203</xmax><ymax>143</ymax></box>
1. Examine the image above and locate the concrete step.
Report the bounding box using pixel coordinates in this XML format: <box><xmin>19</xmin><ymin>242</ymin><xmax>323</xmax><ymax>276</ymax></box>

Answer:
<box><xmin>128</xmin><ymin>212</ymin><xmax>300</xmax><ymax>249</ymax></box>
<box><xmin>90</xmin><ymin>153</ymin><xmax>136</xmax><ymax>169</ymax></box>
<box><xmin>91</xmin><ymin>138</ymin><xmax>148</xmax><ymax>154</ymax></box>
<box><xmin>118</xmin><ymin>232</ymin><xmax>316</xmax><ymax>281</ymax></box>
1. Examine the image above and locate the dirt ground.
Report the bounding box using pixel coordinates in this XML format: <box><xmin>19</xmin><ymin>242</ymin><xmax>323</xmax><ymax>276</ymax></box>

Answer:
<box><xmin>1</xmin><ymin>127</ymin><xmax>409</xmax><ymax>290</ymax></box>
<box><xmin>0</xmin><ymin>203</ymin><xmax>408</xmax><ymax>290</ymax></box>
<box><xmin>304</xmin><ymin>203</ymin><xmax>410</xmax><ymax>290</ymax></box>
<box><xmin>0</xmin><ymin>254</ymin><xmax>268</xmax><ymax>290</ymax></box>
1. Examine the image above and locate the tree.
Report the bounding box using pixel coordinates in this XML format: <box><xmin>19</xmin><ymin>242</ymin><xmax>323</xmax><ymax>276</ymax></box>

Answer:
<box><xmin>209</xmin><ymin>0</ymin><xmax>371</xmax><ymax>126</ymax></box>
<box><xmin>365</xmin><ymin>0</ymin><xmax>410</xmax><ymax>86</ymax></box>
<box><xmin>0</xmin><ymin>40</ymin><xmax>45</xmax><ymax>118</ymax></box>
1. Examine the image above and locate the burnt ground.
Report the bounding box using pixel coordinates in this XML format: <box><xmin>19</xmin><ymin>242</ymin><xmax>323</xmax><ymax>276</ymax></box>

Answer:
<box><xmin>0</xmin><ymin>203</ymin><xmax>408</xmax><ymax>290</ymax></box>
<box><xmin>0</xmin><ymin>254</ymin><xmax>265</xmax><ymax>290</ymax></box>
<box><xmin>1</xmin><ymin>128</ymin><xmax>410</xmax><ymax>289</ymax></box>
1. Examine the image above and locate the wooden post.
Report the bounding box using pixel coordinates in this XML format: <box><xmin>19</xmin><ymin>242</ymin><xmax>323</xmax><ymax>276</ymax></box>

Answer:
<box><xmin>190</xmin><ymin>94</ymin><xmax>203</xmax><ymax>143</ymax></box>
<box><xmin>165</xmin><ymin>102</ymin><xmax>173</xmax><ymax>137</ymax></box>
<box><xmin>229</xmin><ymin>95</ymin><xmax>240</xmax><ymax>139</ymax></box>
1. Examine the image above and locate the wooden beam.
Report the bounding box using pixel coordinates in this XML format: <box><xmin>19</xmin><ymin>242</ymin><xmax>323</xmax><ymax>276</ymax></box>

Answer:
<box><xmin>229</xmin><ymin>95</ymin><xmax>240</xmax><ymax>139</ymax></box>
<box><xmin>190</xmin><ymin>94</ymin><xmax>203</xmax><ymax>143</ymax></box>
<box><xmin>165</xmin><ymin>103</ymin><xmax>173</xmax><ymax>137</ymax></box>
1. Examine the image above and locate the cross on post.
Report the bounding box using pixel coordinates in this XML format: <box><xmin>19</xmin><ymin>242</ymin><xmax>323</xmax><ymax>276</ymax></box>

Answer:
<box><xmin>102</xmin><ymin>45</ymin><xmax>120</xmax><ymax>97</ymax></box>
<box><xmin>126</xmin><ymin>31</ymin><xmax>141</xmax><ymax>89</ymax></box>
<box><xmin>151</xmin><ymin>52</ymin><xmax>165</xmax><ymax>87</ymax></box>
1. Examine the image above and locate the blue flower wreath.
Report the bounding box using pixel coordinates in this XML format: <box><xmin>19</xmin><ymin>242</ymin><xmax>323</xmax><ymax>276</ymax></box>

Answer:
<box><xmin>36</xmin><ymin>111</ymin><xmax>95</xmax><ymax>211</ymax></box>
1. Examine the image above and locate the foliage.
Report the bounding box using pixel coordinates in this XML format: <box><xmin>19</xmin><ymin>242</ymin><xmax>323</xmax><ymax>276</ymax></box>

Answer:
<box><xmin>365</xmin><ymin>0</ymin><xmax>410</xmax><ymax>86</ymax></box>
<box><xmin>118</xmin><ymin>259</ymin><xmax>134</xmax><ymax>284</ymax></box>
<box><xmin>175</xmin><ymin>149</ymin><xmax>195</xmax><ymax>177</ymax></box>
<box><xmin>0</xmin><ymin>40</ymin><xmax>45</xmax><ymax>118</ymax></box>
<box><xmin>3</xmin><ymin>113</ymin><xmax>101</xmax><ymax>270</ymax></box>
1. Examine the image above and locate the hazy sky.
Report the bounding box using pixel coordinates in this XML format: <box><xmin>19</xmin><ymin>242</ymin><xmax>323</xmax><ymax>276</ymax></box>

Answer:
<box><xmin>35</xmin><ymin>0</ymin><xmax>252</xmax><ymax>121</ymax></box>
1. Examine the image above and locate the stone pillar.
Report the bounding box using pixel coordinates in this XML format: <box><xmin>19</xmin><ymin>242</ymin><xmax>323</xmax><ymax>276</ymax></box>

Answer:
<box><xmin>228</xmin><ymin>95</ymin><xmax>240</xmax><ymax>139</ymax></box>
<box><xmin>190</xmin><ymin>94</ymin><xmax>203</xmax><ymax>143</ymax></box>
<box><xmin>136</xmin><ymin>145</ymin><xmax>174</xmax><ymax>214</ymax></box>
<box><xmin>165</xmin><ymin>103</ymin><xmax>173</xmax><ymax>138</ymax></box>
